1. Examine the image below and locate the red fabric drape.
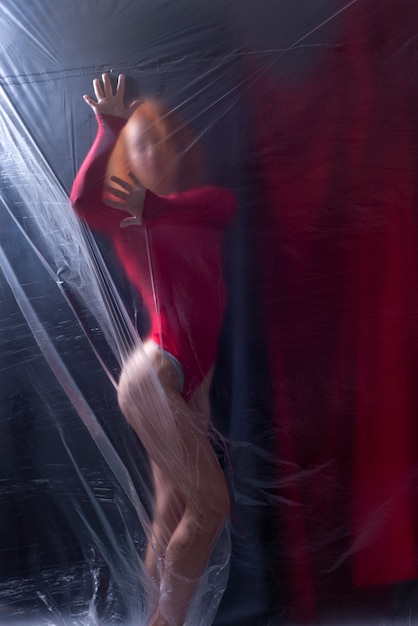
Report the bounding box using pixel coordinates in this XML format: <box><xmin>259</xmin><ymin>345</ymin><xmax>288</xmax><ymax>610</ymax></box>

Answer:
<box><xmin>254</xmin><ymin>0</ymin><xmax>418</xmax><ymax>619</ymax></box>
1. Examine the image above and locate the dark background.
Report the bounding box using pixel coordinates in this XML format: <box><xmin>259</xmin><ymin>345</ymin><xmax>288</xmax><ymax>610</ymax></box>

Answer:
<box><xmin>2</xmin><ymin>1</ymin><xmax>418</xmax><ymax>624</ymax></box>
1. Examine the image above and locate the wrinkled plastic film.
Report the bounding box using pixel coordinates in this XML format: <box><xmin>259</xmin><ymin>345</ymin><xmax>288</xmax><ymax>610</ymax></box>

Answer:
<box><xmin>1</xmin><ymin>2</ymin><xmax>239</xmax><ymax>625</ymax></box>
<box><xmin>3</xmin><ymin>1</ymin><xmax>418</xmax><ymax>625</ymax></box>
<box><xmin>0</xmin><ymin>84</ymin><xmax>231</xmax><ymax>626</ymax></box>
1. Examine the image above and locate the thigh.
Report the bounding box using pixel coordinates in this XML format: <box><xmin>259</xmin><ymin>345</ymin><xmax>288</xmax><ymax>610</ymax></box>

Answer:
<box><xmin>143</xmin><ymin>345</ymin><xmax>224</xmax><ymax>502</ymax></box>
<box><xmin>151</xmin><ymin>462</ymin><xmax>186</xmax><ymax>542</ymax></box>
<box><xmin>160</xmin><ymin>383</ymin><xmax>228</xmax><ymax>517</ymax></box>
<box><xmin>188</xmin><ymin>366</ymin><xmax>214</xmax><ymax>427</ymax></box>
<box><xmin>119</xmin><ymin>342</ymin><xmax>226</xmax><ymax>508</ymax></box>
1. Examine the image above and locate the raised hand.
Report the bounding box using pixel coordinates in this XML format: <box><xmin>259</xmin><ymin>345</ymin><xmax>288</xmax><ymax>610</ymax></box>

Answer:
<box><xmin>104</xmin><ymin>171</ymin><xmax>146</xmax><ymax>228</ymax></box>
<box><xmin>83</xmin><ymin>73</ymin><xmax>142</xmax><ymax>119</ymax></box>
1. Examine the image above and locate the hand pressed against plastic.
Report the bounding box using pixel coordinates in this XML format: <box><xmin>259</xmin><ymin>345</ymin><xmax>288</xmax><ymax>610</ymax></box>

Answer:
<box><xmin>83</xmin><ymin>73</ymin><xmax>142</xmax><ymax>119</ymax></box>
<box><xmin>104</xmin><ymin>171</ymin><xmax>146</xmax><ymax>228</ymax></box>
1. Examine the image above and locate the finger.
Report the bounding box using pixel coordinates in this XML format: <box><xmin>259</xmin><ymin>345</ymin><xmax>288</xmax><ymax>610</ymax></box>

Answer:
<box><xmin>104</xmin><ymin>184</ymin><xmax>129</xmax><ymax>200</ymax></box>
<box><xmin>83</xmin><ymin>94</ymin><xmax>98</xmax><ymax>109</ymax></box>
<box><xmin>102</xmin><ymin>73</ymin><xmax>114</xmax><ymax>97</ymax></box>
<box><xmin>103</xmin><ymin>198</ymin><xmax>129</xmax><ymax>211</ymax></box>
<box><xmin>120</xmin><ymin>216</ymin><xmax>142</xmax><ymax>228</ymax></box>
<box><xmin>116</xmin><ymin>74</ymin><xmax>125</xmax><ymax>98</ymax></box>
<box><xmin>128</xmin><ymin>171</ymin><xmax>144</xmax><ymax>187</ymax></box>
<box><xmin>110</xmin><ymin>175</ymin><xmax>134</xmax><ymax>192</ymax></box>
<box><xmin>93</xmin><ymin>78</ymin><xmax>104</xmax><ymax>101</ymax></box>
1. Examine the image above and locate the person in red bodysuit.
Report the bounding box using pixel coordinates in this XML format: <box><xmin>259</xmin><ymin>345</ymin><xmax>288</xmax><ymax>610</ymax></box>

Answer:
<box><xmin>70</xmin><ymin>73</ymin><xmax>235</xmax><ymax>626</ymax></box>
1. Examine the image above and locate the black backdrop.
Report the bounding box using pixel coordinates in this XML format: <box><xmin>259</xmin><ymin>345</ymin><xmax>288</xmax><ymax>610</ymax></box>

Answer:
<box><xmin>3</xmin><ymin>2</ymin><xmax>418</xmax><ymax>625</ymax></box>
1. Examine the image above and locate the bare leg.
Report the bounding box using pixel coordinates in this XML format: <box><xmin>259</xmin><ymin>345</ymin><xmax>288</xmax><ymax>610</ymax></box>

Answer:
<box><xmin>144</xmin><ymin>463</ymin><xmax>186</xmax><ymax>583</ymax></box>
<box><xmin>145</xmin><ymin>364</ymin><xmax>213</xmax><ymax>584</ymax></box>
<box><xmin>118</xmin><ymin>343</ymin><xmax>230</xmax><ymax>626</ymax></box>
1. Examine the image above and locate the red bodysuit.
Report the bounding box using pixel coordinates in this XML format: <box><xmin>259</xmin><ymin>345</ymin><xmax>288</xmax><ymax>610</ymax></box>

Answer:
<box><xmin>70</xmin><ymin>114</ymin><xmax>235</xmax><ymax>398</ymax></box>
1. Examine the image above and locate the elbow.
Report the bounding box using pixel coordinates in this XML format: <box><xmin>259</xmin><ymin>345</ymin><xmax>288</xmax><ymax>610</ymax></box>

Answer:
<box><xmin>69</xmin><ymin>186</ymin><xmax>90</xmax><ymax>217</ymax></box>
<box><xmin>69</xmin><ymin>183</ymin><xmax>80</xmax><ymax>209</ymax></box>
<box><xmin>69</xmin><ymin>193</ymin><xmax>82</xmax><ymax>216</ymax></box>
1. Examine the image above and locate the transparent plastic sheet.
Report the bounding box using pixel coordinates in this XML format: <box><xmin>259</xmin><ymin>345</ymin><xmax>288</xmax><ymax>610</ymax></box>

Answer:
<box><xmin>2</xmin><ymin>1</ymin><xmax>418</xmax><ymax>626</ymax></box>
<box><xmin>0</xmin><ymin>3</ymin><xmax>238</xmax><ymax>625</ymax></box>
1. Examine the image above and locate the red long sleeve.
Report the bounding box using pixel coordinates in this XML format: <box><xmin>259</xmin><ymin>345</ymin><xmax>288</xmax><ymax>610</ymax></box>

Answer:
<box><xmin>70</xmin><ymin>114</ymin><xmax>126</xmax><ymax>232</ymax></box>
<box><xmin>143</xmin><ymin>186</ymin><xmax>236</xmax><ymax>227</ymax></box>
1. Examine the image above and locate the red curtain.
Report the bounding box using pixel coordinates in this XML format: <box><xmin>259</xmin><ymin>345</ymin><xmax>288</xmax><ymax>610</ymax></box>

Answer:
<box><xmin>254</xmin><ymin>0</ymin><xmax>418</xmax><ymax>619</ymax></box>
